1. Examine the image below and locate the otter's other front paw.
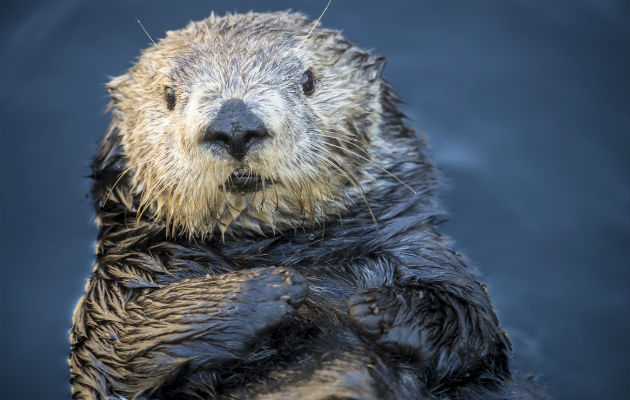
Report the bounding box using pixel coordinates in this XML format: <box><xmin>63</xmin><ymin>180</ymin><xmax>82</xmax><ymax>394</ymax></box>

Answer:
<box><xmin>347</xmin><ymin>287</ymin><xmax>423</xmax><ymax>355</ymax></box>
<box><xmin>347</xmin><ymin>288</ymin><xmax>402</xmax><ymax>339</ymax></box>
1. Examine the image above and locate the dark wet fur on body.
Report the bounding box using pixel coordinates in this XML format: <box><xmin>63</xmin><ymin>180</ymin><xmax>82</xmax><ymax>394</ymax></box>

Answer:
<box><xmin>70</xmin><ymin>11</ymin><xmax>548</xmax><ymax>400</ymax></box>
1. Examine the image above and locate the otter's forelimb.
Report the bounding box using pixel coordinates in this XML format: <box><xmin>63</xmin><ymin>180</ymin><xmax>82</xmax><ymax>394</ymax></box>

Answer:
<box><xmin>347</xmin><ymin>240</ymin><xmax>510</xmax><ymax>392</ymax></box>
<box><xmin>348</xmin><ymin>285</ymin><xmax>509</xmax><ymax>379</ymax></box>
<box><xmin>108</xmin><ymin>267</ymin><xmax>306</xmax><ymax>398</ymax></box>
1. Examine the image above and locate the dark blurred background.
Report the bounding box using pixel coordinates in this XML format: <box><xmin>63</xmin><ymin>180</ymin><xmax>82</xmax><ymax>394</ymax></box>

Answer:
<box><xmin>1</xmin><ymin>1</ymin><xmax>628</xmax><ymax>399</ymax></box>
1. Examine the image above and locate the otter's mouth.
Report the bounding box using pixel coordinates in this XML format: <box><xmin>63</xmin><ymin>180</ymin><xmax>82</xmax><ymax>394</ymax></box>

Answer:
<box><xmin>222</xmin><ymin>171</ymin><xmax>273</xmax><ymax>193</ymax></box>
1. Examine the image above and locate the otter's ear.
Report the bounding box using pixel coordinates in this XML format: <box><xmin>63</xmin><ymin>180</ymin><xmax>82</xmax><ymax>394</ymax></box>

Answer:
<box><xmin>364</xmin><ymin>55</ymin><xmax>386</xmax><ymax>82</ymax></box>
<box><xmin>106</xmin><ymin>73</ymin><xmax>134</xmax><ymax>105</ymax></box>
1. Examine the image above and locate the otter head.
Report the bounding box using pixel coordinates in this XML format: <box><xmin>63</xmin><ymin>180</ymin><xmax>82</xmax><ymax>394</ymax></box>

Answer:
<box><xmin>106</xmin><ymin>12</ymin><xmax>388</xmax><ymax>238</ymax></box>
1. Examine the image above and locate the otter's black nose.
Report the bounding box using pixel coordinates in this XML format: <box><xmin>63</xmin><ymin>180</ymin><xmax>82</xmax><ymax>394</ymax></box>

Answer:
<box><xmin>202</xmin><ymin>99</ymin><xmax>268</xmax><ymax>159</ymax></box>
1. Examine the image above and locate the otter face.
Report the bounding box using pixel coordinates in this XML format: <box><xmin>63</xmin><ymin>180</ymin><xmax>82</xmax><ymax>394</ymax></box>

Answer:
<box><xmin>106</xmin><ymin>12</ymin><xmax>386</xmax><ymax>237</ymax></box>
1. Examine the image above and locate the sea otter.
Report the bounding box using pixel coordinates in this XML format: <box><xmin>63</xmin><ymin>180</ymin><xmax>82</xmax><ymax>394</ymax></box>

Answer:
<box><xmin>70</xmin><ymin>11</ymin><xmax>545</xmax><ymax>400</ymax></box>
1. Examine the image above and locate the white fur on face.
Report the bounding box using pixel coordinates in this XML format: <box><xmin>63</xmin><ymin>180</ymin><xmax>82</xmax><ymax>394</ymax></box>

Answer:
<box><xmin>109</xmin><ymin>12</ymin><xmax>384</xmax><ymax>238</ymax></box>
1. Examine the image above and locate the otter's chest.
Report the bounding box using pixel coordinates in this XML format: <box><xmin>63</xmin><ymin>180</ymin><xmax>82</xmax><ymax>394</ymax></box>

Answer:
<box><xmin>162</xmin><ymin>236</ymin><xmax>397</xmax><ymax>317</ymax></box>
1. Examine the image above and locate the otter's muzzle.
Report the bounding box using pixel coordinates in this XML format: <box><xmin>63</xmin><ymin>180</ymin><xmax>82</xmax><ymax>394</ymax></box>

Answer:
<box><xmin>201</xmin><ymin>99</ymin><xmax>269</xmax><ymax>160</ymax></box>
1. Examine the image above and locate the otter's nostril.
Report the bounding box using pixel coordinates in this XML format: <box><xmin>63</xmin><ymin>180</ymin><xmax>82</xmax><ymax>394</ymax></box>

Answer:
<box><xmin>202</xmin><ymin>129</ymin><xmax>231</xmax><ymax>148</ymax></box>
<box><xmin>215</xmin><ymin>131</ymin><xmax>231</xmax><ymax>146</ymax></box>
<box><xmin>244</xmin><ymin>129</ymin><xmax>267</xmax><ymax>144</ymax></box>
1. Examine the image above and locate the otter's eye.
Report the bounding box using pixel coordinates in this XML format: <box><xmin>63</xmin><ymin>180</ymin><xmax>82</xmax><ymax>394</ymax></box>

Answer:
<box><xmin>300</xmin><ymin>70</ymin><xmax>315</xmax><ymax>96</ymax></box>
<box><xmin>164</xmin><ymin>86</ymin><xmax>176</xmax><ymax>110</ymax></box>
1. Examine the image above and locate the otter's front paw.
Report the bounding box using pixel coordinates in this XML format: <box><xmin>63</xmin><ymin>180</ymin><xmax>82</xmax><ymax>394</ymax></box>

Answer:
<box><xmin>347</xmin><ymin>287</ymin><xmax>423</xmax><ymax>354</ymax></box>
<box><xmin>347</xmin><ymin>288</ymin><xmax>400</xmax><ymax>338</ymax></box>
